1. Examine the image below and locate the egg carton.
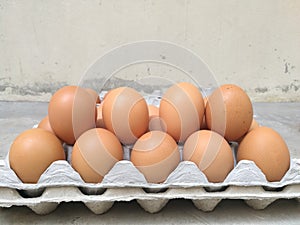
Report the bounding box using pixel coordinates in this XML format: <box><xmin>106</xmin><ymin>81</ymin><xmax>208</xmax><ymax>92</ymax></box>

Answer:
<box><xmin>0</xmin><ymin>146</ymin><xmax>300</xmax><ymax>215</ymax></box>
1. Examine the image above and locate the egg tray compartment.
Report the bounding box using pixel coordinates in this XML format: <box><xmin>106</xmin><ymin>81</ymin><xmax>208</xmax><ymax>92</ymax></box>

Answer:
<box><xmin>0</xmin><ymin>155</ymin><xmax>300</xmax><ymax>215</ymax></box>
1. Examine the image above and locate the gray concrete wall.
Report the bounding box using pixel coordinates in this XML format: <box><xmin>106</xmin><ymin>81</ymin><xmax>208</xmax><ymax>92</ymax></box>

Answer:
<box><xmin>0</xmin><ymin>0</ymin><xmax>299</xmax><ymax>102</ymax></box>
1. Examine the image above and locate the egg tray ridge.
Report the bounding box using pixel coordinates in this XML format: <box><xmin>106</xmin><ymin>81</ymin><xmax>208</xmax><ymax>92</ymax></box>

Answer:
<box><xmin>0</xmin><ymin>153</ymin><xmax>300</xmax><ymax>215</ymax></box>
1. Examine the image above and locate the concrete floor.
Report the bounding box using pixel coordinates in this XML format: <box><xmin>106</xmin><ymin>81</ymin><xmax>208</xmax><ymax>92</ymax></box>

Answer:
<box><xmin>0</xmin><ymin>101</ymin><xmax>299</xmax><ymax>224</ymax></box>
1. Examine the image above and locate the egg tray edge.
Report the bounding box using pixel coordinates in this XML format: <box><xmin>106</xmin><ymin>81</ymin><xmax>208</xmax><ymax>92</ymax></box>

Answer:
<box><xmin>0</xmin><ymin>182</ymin><xmax>299</xmax><ymax>215</ymax></box>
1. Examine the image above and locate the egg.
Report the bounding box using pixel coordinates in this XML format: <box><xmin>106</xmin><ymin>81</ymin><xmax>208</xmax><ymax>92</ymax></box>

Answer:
<box><xmin>71</xmin><ymin>128</ymin><xmax>123</xmax><ymax>183</ymax></box>
<box><xmin>236</xmin><ymin>118</ymin><xmax>259</xmax><ymax>143</ymax></box>
<box><xmin>85</xmin><ymin>88</ymin><xmax>101</xmax><ymax>104</ymax></box>
<box><xmin>248</xmin><ymin>118</ymin><xmax>259</xmax><ymax>131</ymax></box>
<box><xmin>131</xmin><ymin>131</ymin><xmax>180</xmax><ymax>183</ymax></box>
<box><xmin>206</xmin><ymin>84</ymin><xmax>253</xmax><ymax>141</ymax></box>
<box><xmin>200</xmin><ymin>97</ymin><xmax>208</xmax><ymax>130</ymax></box>
<box><xmin>102</xmin><ymin>87</ymin><xmax>149</xmax><ymax>145</ymax></box>
<box><xmin>38</xmin><ymin>115</ymin><xmax>55</xmax><ymax>134</ymax></box>
<box><xmin>95</xmin><ymin>103</ymin><xmax>105</xmax><ymax>128</ymax></box>
<box><xmin>38</xmin><ymin>115</ymin><xmax>64</xmax><ymax>144</ymax></box>
<box><xmin>48</xmin><ymin>86</ymin><xmax>96</xmax><ymax>145</ymax></box>
<box><xmin>9</xmin><ymin>128</ymin><xmax>65</xmax><ymax>183</ymax></box>
<box><xmin>148</xmin><ymin>105</ymin><xmax>164</xmax><ymax>131</ymax></box>
<box><xmin>183</xmin><ymin>130</ymin><xmax>234</xmax><ymax>182</ymax></box>
<box><xmin>159</xmin><ymin>82</ymin><xmax>205</xmax><ymax>143</ymax></box>
<box><xmin>148</xmin><ymin>104</ymin><xmax>159</xmax><ymax>118</ymax></box>
<box><xmin>237</xmin><ymin>126</ymin><xmax>290</xmax><ymax>182</ymax></box>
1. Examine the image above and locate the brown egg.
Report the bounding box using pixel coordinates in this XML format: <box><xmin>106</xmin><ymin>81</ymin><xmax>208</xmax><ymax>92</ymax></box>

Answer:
<box><xmin>85</xmin><ymin>88</ymin><xmax>101</xmax><ymax>104</ymax></box>
<box><xmin>131</xmin><ymin>131</ymin><xmax>180</xmax><ymax>183</ymax></box>
<box><xmin>38</xmin><ymin>115</ymin><xmax>64</xmax><ymax>144</ymax></box>
<box><xmin>148</xmin><ymin>104</ymin><xmax>159</xmax><ymax>118</ymax></box>
<box><xmin>48</xmin><ymin>86</ymin><xmax>96</xmax><ymax>145</ymax></box>
<box><xmin>206</xmin><ymin>84</ymin><xmax>253</xmax><ymax>141</ymax></box>
<box><xmin>102</xmin><ymin>87</ymin><xmax>149</xmax><ymax>145</ymax></box>
<box><xmin>249</xmin><ymin>118</ymin><xmax>259</xmax><ymax>131</ymax></box>
<box><xmin>38</xmin><ymin>115</ymin><xmax>55</xmax><ymax>133</ymax></box>
<box><xmin>237</xmin><ymin>126</ymin><xmax>290</xmax><ymax>182</ymax></box>
<box><xmin>160</xmin><ymin>82</ymin><xmax>205</xmax><ymax>143</ymax></box>
<box><xmin>148</xmin><ymin>105</ymin><xmax>164</xmax><ymax>131</ymax></box>
<box><xmin>236</xmin><ymin>118</ymin><xmax>259</xmax><ymax>143</ymax></box>
<box><xmin>9</xmin><ymin>128</ymin><xmax>65</xmax><ymax>183</ymax></box>
<box><xmin>183</xmin><ymin>130</ymin><xmax>234</xmax><ymax>182</ymax></box>
<box><xmin>200</xmin><ymin>97</ymin><xmax>208</xmax><ymax>129</ymax></box>
<box><xmin>95</xmin><ymin>103</ymin><xmax>105</xmax><ymax>128</ymax></box>
<box><xmin>71</xmin><ymin>128</ymin><xmax>123</xmax><ymax>183</ymax></box>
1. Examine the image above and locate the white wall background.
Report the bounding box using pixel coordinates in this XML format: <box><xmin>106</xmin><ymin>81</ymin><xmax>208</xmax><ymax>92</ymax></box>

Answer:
<box><xmin>0</xmin><ymin>0</ymin><xmax>299</xmax><ymax>102</ymax></box>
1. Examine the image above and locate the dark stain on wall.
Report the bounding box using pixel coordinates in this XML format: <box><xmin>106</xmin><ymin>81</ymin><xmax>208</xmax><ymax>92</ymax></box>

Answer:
<box><xmin>0</xmin><ymin>78</ymin><xmax>68</xmax><ymax>97</ymax></box>
<box><xmin>81</xmin><ymin>77</ymin><xmax>170</xmax><ymax>94</ymax></box>
<box><xmin>255</xmin><ymin>87</ymin><xmax>268</xmax><ymax>93</ymax></box>
<box><xmin>276</xmin><ymin>80</ymin><xmax>299</xmax><ymax>93</ymax></box>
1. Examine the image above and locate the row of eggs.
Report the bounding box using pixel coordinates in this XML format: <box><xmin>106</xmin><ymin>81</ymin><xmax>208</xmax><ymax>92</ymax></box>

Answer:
<box><xmin>9</xmin><ymin>83</ymin><xmax>290</xmax><ymax>184</ymax></box>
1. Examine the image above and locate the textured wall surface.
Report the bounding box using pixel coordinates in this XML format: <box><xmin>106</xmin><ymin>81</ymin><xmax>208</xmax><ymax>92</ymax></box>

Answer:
<box><xmin>0</xmin><ymin>0</ymin><xmax>299</xmax><ymax>102</ymax></box>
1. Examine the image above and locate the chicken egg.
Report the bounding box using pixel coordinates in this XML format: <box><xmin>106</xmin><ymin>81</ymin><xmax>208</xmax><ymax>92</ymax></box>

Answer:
<box><xmin>148</xmin><ymin>105</ymin><xmax>164</xmax><ymax>131</ymax></box>
<box><xmin>102</xmin><ymin>87</ymin><xmax>149</xmax><ymax>145</ymax></box>
<box><xmin>206</xmin><ymin>84</ymin><xmax>253</xmax><ymax>141</ymax></box>
<box><xmin>236</xmin><ymin>118</ymin><xmax>259</xmax><ymax>143</ymax></box>
<box><xmin>85</xmin><ymin>88</ymin><xmax>101</xmax><ymax>104</ymax></box>
<box><xmin>200</xmin><ymin>97</ymin><xmax>208</xmax><ymax>130</ymax></box>
<box><xmin>95</xmin><ymin>103</ymin><xmax>105</xmax><ymax>128</ymax></box>
<box><xmin>71</xmin><ymin>128</ymin><xmax>123</xmax><ymax>183</ymax></box>
<box><xmin>183</xmin><ymin>130</ymin><xmax>234</xmax><ymax>182</ymax></box>
<box><xmin>48</xmin><ymin>86</ymin><xmax>96</xmax><ymax>145</ymax></box>
<box><xmin>9</xmin><ymin>128</ymin><xmax>65</xmax><ymax>183</ymax></box>
<box><xmin>38</xmin><ymin>115</ymin><xmax>55</xmax><ymax>134</ymax></box>
<box><xmin>131</xmin><ymin>131</ymin><xmax>180</xmax><ymax>183</ymax></box>
<box><xmin>38</xmin><ymin>115</ymin><xmax>64</xmax><ymax>144</ymax></box>
<box><xmin>237</xmin><ymin>126</ymin><xmax>290</xmax><ymax>181</ymax></box>
<box><xmin>160</xmin><ymin>82</ymin><xmax>205</xmax><ymax>143</ymax></box>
